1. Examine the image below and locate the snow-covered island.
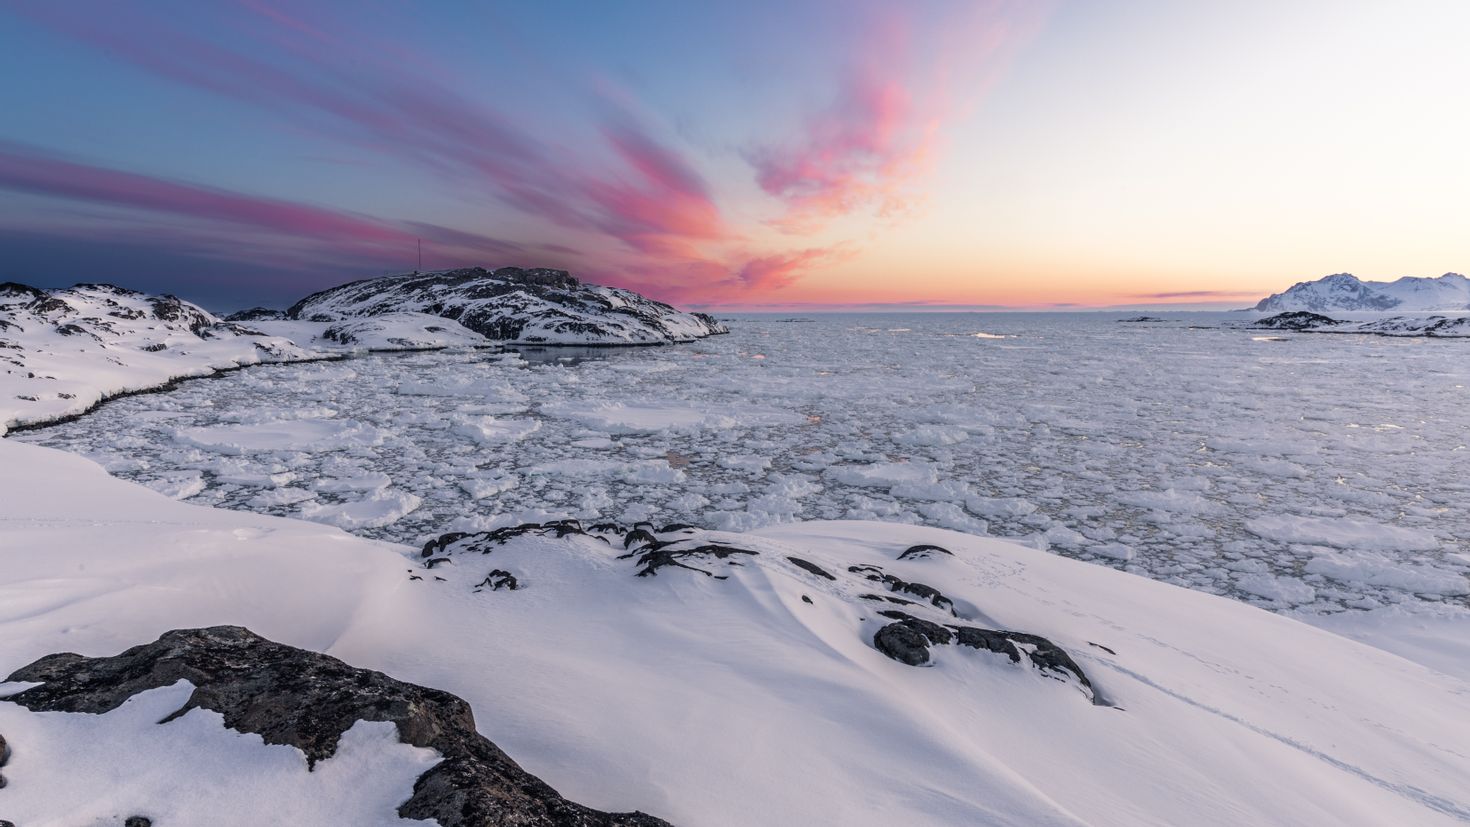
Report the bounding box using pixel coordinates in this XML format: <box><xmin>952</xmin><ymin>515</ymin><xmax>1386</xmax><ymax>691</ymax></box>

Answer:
<box><xmin>277</xmin><ymin>266</ymin><xmax>728</xmax><ymax>346</ymax></box>
<box><xmin>3</xmin><ymin>280</ymin><xmax>1469</xmax><ymax>825</ymax></box>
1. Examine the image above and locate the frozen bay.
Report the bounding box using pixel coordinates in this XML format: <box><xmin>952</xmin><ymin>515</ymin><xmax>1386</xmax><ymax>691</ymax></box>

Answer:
<box><xmin>19</xmin><ymin>311</ymin><xmax>1469</xmax><ymax>618</ymax></box>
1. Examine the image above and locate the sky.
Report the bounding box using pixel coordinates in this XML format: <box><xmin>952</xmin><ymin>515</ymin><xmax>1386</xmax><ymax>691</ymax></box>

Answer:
<box><xmin>2</xmin><ymin>0</ymin><xmax>1468</xmax><ymax>312</ymax></box>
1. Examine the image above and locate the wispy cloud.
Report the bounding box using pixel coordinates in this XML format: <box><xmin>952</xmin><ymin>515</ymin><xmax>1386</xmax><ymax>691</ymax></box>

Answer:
<box><xmin>748</xmin><ymin>3</ymin><xmax>1043</xmax><ymax>235</ymax></box>
<box><xmin>1130</xmin><ymin>290</ymin><xmax>1263</xmax><ymax>300</ymax></box>
<box><xmin>0</xmin><ymin>143</ymin><xmax>534</xmax><ymax>270</ymax></box>
<box><xmin>4</xmin><ymin>1</ymin><xmax>1049</xmax><ymax>306</ymax></box>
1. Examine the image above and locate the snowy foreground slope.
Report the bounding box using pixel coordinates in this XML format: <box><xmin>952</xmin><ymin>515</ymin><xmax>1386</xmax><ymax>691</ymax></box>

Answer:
<box><xmin>1254</xmin><ymin>272</ymin><xmax>1470</xmax><ymax>312</ymax></box>
<box><xmin>2</xmin><ymin>438</ymin><xmax>1468</xmax><ymax>825</ymax></box>
<box><xmin>282</xmin><ymin>267</ymin><xmax>728</xmax><ymax>345</ymax></box>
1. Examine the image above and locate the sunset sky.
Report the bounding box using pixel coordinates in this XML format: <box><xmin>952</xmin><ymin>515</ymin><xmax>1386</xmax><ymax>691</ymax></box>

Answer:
<box><xmin>2</xmin><ymin>0</ymin><xmax>1467</xmax><ymax>311</ymax></box>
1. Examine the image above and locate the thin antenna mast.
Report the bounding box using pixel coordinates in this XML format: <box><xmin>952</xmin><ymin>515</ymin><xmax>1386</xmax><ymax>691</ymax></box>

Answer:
<box><xmin>417</xmin><ymin>238</ymin><xmax>422</xmax><ymax>272</ymax></box>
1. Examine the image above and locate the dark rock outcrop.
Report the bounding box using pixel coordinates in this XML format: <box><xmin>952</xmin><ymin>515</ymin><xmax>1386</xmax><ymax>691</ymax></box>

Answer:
<box><xmin>225</xmin><ymin>307</ymin><xmax>288</xmax><ymax>322</ymax></box>
<box><xmin>1252</xmin><ymin>311</ymin><xmax>1344</xmax><ymax>330</ymax></box>
<box><xmin>626</xmin><ymin>543</ymin><xmax>758</xmax><ymax>578</ymax></box>
<box><xmin>3</xmin><ymin>626</ymin><xmax>670</xmax><ymax>826</ymax></box>
<box><xmin>475</xmin><ymin>569</ymin><xmax>520</xmax><ymax>592</ymax></box>
<box><xmin>848</xmin><ymin>564</ymin><xmax>957</xmax><ymax>615</ymax></box>
<box><xmin>897</xmin><ymin>544</ymin><xmax>952</xmax><ymax>560</ymax></box>
<box><xmin>787</xmin><ymin>557</ymin><xmax>836</xmax><ymax>580</ymax></box>
<box><xmin>872</xmin><ymin>611</ymin><xmax>1097</xmax><ymax>702</ymax></box>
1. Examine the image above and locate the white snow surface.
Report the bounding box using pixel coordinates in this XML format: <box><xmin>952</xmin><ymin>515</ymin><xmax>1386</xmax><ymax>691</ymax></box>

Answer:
<box><xmin>2</xmin><ymin>439</ymin><xmax>1470</xmax><ymax>825</ymax></box>
<box><xmin>251</xmin><ymin>312</ymin><xmax>493</xmax><ymax>350</ymax></box>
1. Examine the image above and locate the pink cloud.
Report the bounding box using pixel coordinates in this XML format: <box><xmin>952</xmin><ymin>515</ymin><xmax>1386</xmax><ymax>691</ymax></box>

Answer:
<box><xmin>13</xmin><ymin>2</ymin><xmax>732</xmax><ymax>275</ymax></box>
<box><xmin>0</xmin><ymin>144</ymin><xmax>536</xmax><ymax>269</ymax></box>
<box><xmin>749</xmin><ymin>3</ymin><xmax>1043</xmax><ymax>235</ymax></box>
<box><xmin>0</xmin><ymin>145</ymin><xmax>406</xmax><ymax>244</ymax></box>
<box><xmin>578</xmin><ymin>111</ymin><xmax>733</xmax><ymax>257</ymax></box>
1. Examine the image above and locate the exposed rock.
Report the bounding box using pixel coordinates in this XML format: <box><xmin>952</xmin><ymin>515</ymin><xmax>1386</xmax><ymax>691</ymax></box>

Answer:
<box><xmin>475</xmin><ymin>570</ymin><xmax>520</xmax><ymax>592</ymax></box>
<box><xmin>626</xmin><ymin>543</ymin><xmax>758</xmax><ymax>578</ymax></box>
<box><xmin>787</xmin><ymin>556</ymin><xmax>836</xmax><ymax>580</ymax></box>
<box><xmin>225</xmin><ymin>307</ymin><xmax>288</xmax><ymax>322</ymax></box>
<box><xmin>54</xmin><ymin>322</ymin><xmax>101</xmax><ymax>341</ymax></box>
<box><xmin>1252</xmin><ymin>311</ymin><xmax>1343</xmax><ymax>330</ymax></box>
<box><xmin>859</xmin><ymin>593</ymin><xmax>916</xmax><ymax>606</ymax></box>
<box><xmin>848</xmin><ymin>564</ymin><xmax>956</xmax><ymax>615</ymax></box>
<box><xmin>420</xmin><ymin>523</ymin><xmax>572</xmax><ymax>558</ymax></box>
<box><xmin>284</xmin><ymin>267</ymin><xmax>727</xmax><ymax>345</ymax></box>
<box><xmin>897</xmin><ymin>544</ymin><xmax>952</xmax><ymax>560</ymax></box>
<box><xmin>872</xmin><ymin>613</ymin><xmax>953</xmax><ymax>666</ymax></box>
<box><xmin>0</xmin><ymin>281</ymin><xmax>48</xmax><ymax>303</ymax></box>
<box><xmin>872</xmin><ymin>611</ymin><xmax>1096</xmax><ymax>702</ymax></box>
<box><xmin>3</xmin><ymin>626</ymin><xmax>670</xmax><ymax>826</ymax></box>
<box><xmin>622</xmin><ymin>528</ymin><xmax>658</xmax><ymax>549</ymax></box>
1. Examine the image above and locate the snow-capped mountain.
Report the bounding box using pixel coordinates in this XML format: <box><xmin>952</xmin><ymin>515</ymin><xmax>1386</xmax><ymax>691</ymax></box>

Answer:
<box><xmin>283</xmin><ymin>266</ymin><xmax>728</xmax><ymax>345</ymax></box>
<box><xmin>1254</xmin><ymin>272</ymin><xmax>1470</xmax><ymax>312</ymax></box>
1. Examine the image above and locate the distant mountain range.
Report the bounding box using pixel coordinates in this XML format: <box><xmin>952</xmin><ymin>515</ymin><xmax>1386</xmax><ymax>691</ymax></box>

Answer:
<box><xmin>1254</xmin><ymin>273</ymin><xmax>1470</xmax><ymax>312</ymax></box>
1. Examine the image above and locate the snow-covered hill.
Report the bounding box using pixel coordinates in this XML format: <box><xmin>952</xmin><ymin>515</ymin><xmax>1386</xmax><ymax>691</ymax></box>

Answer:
<box><xmin>1254</xmin><ymin>272</ymin><xmax>1470</xmax><ymax>312</ymax></box>
<box><xmin>284</xmin><ymin>267</ymin><xmax>728</xmax><ymax>346</ymax></box>
<box><xmin>1</xmin><ymin>282</ymin><xmax>317</xmax><ymax>431</ymax></box>
<box><xmin>0</xmin><ymin>282</ymin><xmax>497</xmax><ymax>432</ymax></box>
<box><xmin>2</xmin><ymin>438</ymin><xmax>1468</xmax><ymax>825</ymax></box>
